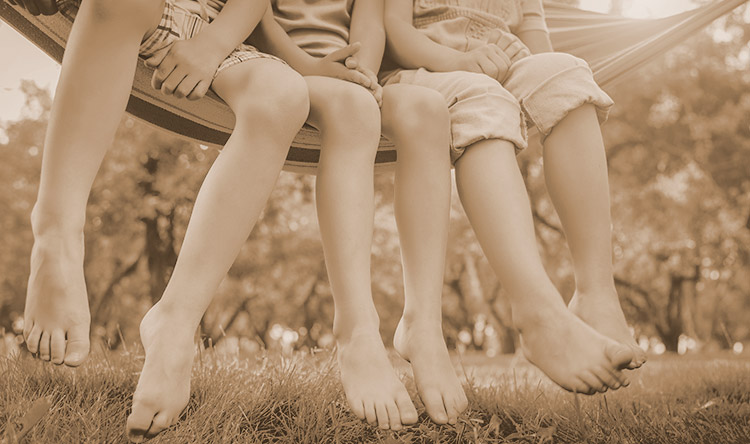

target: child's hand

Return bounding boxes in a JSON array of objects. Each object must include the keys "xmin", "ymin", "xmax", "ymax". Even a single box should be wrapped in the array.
[
  {"xmin": 486, "ymin": 30, "xmax": 531, "ymax": 63},
  {"xmin": 306, "ymin": 43, "xmax": 373, "ymax": 91},
  {"xmin": 343, "ymin": 56, "xmax": 383, "ymax": 107},
  {"xmin": 6, "ymin": 0, "xmax": 58, "ymax": 16},
  {"xmin": 453, "ymin": 45, "xmax": 512, "ymax": 82},
  {"xmin": 358, "ymin": 65, "xmax": 383, "ymax": 107},
  {"xmin": 145, "ymin": 36, "xmax": 226, "ymax": 100}
]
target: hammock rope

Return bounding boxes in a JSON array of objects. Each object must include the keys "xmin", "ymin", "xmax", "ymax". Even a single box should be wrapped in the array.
[{"xmin": 1, "ymin": 0, "xmax": 747, "ymax": 174}]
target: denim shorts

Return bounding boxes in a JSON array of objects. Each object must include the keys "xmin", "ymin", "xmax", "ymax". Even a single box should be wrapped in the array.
[{"xmin": 384, "ymin": 52, "xmax": 614, "ymax": 163}]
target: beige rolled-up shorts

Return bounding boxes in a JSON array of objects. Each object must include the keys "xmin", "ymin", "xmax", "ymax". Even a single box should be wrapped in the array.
[{"xmin": 384, "ymin": 52, "xmax": 614, "ymax": 163}]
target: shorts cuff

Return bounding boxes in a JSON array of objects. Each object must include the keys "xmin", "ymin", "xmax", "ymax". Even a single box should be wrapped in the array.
[
  {"xmin": 520, "ymin": 64, "xmax": 614, "ymax": 144},
  {"xmin": 449, "ymin": 94, "xmax": 527, "ymax": 163}
]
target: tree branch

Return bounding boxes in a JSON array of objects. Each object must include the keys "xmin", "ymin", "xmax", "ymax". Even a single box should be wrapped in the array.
[{"xmin": 91, "ymin": 250, "xmax": 144, "ymax": 325}]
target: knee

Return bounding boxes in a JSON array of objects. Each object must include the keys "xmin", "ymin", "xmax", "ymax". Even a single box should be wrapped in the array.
[
  {"xmin": 233, "ymin": 65, "xmax": 310, "ymax": 132},
  {"xmin": 382, "ymin": 87, "xmax": 448, "ymax": 142},
  {"xmin": 318, "ymin": 83, "xmax": 381, "ymax": 137}
]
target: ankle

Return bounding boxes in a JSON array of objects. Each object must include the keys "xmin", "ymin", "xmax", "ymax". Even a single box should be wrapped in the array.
[
  {"xmin": 398, "ymin": 310, "xmax": 442, "ymax": 330},
  {"xmin": 147, "ymin": 301, "xmax": 202, "ymax": 332},
  {"xmin": 31, "ymin": 205, "xmax": 85, "ymax": 239},
  {"xmin": 511, "ymin": 294, "xmax": 567, "ymax": 333},
  {"xmin": 574, "ymin": 282, "xmax": 618, "ymax": 299},
  {"xmin": 333, "ymin": 310, "xmax": 380, "ymax": 343}
]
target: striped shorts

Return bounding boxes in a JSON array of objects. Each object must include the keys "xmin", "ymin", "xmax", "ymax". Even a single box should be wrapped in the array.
[{"xmin": 57, "ymin": 0, "xmax": 281, "ymax": 77}]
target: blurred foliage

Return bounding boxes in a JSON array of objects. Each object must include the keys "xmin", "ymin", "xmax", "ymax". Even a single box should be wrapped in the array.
[{"xmin": 1, "ymin": 3, "xmax": 749, "ymax": 355}]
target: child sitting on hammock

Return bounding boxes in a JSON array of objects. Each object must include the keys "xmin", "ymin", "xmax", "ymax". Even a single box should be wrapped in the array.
[
  {"xmin": 381, "ymin": 0, "xmax": 646, "ymax": 395},
  {"xmin": 251, "ymin": 0, "xmax": 468, "ymax": 429},
  {"xmin": 10, "ymin": 0, "xmax": 313, "ymax": 440}
]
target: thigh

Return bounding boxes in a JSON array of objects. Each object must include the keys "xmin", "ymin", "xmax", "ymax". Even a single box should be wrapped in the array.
[{"xmin": 211, "ymin": 57, "xmax": 303, "ymax": 112}]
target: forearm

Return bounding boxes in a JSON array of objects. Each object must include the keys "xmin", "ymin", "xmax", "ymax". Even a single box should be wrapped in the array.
[
  {"xmin": 383, "ymin": 0, "xmax": 463, "ymax": 72},
  {"xmin": 518, "ymin": 29, "xmax": 553, "ymax": 54},
  {"xmin": 197, "ymin": 0, "xmax": 268, "ymax": 56},
  {"xmin": 349, "ymin": 0, "xmax": 385, "ymax": 73}
]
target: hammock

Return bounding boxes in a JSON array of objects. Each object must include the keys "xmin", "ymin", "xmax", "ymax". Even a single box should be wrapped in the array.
[{"xmin": 1, "ymin": 0, "xmax": 747, "ymax": 174}]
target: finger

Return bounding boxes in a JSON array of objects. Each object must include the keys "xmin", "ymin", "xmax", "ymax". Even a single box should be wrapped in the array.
[
  {"xmin": 488, "ymin": 51, "xmax": 510, "ymax": 78},
  {"xmin": 187, "ymin": 80, "xmax": 211, "ymax": 101},
  {"xmin": 490, "ymin": 46, "xmax": 512, "ymax": 80},
  {"xmin": 174, "ymin": 75, "xmax": 200, "ymax": 99},
  {"xmin": 339, "ymin": 67, "xmax": 372, "ymax": 89},
  {"xmin": 152, "ymin": 57, "xmax": 177, "ymax": 90},
  {"xmin": 38, "ymin": 0, "xmax": 58, "ymax": 15},
  {"xmin": 354, "ymin": 65, "xmax": 378, "ymax": 89},
  {"xmin": 161, "ymin": 70, "xmax": 188, "ymax": 96},
  {"xmin": 344, "ymin": 56, "xmax": 359, "ymax": 69},
  {"xmin": 477, "ymin": 56, "xmax": 499, "ymax": 80},
  {"xmin": 325, "ymin": 42, "xmax": 361, "ymax": 63},
  {"xmin": 486, "ymin": 28, "xmax": 503, "ymax": 44},
  {"xmin": 145, "ymin": 48, "xmax": 171, "ymax": 69},
  {"xmin": 373, "ymin": 84, "xmax": 383, "ymax": 108},
  {"xmin": 504, "ymin": 42, "xmax": 525, "ymax": 62},
  {"xmin": 366, "ymin": 70, "xmax": 379, "ymax": 90},
  {"xmin": 495, "ymin": 33, "xmax": 516, "ymax": 51}
]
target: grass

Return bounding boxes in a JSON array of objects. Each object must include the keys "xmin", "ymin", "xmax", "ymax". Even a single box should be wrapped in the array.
[{"xmin": 1, "ymin": 347, "xmax": 749, "ymax": 443}]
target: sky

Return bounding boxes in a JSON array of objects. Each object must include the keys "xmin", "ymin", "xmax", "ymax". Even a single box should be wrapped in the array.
[{"xmin": 0, "ymin": 0, "xmax": 701, "ymax": 123}]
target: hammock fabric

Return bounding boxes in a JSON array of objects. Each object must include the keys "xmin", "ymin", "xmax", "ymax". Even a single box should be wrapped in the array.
[{"xmin": 1, "ymin": 0, "xmax": 747, "ymax": 174}]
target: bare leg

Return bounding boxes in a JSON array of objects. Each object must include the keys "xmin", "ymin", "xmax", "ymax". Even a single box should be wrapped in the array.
[
  {"xmin": 380, "ymin": 84, "xmax": 467, "ymax": 424},
  {"xmin": 125, "ymin": 60, "xmax": 309, "ymax": 442},
  {"xmin": 542, "ymin": 104, "xmax": 645, "ymax": 367},
  {"xmin": 23, "ymin": 0, "xmax": 164, "ymax": 366},
  {"xmin": 306, "ymin": 76, "xmax": 417, "ymax": 431},
  {"xmin": 455, "ymin": 139, "xmax": 633, "ymax": 394}
]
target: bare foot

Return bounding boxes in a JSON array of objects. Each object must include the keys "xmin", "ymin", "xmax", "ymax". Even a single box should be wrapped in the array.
[
  {"xmin": 126, "ymin": 305, "xmax": 195, "ymax": 442},
  {"xmin": 23, "ymin": 234, "xmax": 90, "ymax": 366},
  {"xmin": 569, "ymin": 288, "xmax": 646, "ymax": 369},
  {"xmin": 518, "ymin": 304, "xmax": 634, "ymax": 395},
  {"xmin": 337, "ymin": 329, "xmax": 418, "ymax": 430},
  {"xmin": 393, "ymin": 319, "xmax": 468, "ymax": 424}
]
